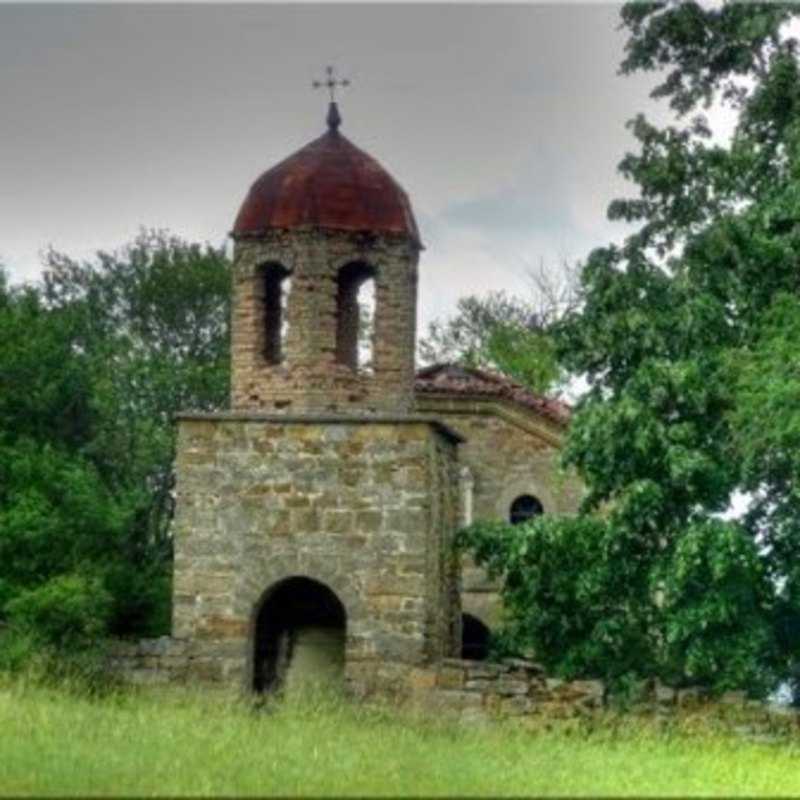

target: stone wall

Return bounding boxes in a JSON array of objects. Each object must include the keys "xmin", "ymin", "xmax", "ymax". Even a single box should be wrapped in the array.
[
  {"xmin": 409, "ymin": 658, "xmax": 604, "ymax": 720},
  {"xmin": 231, "ymin": 230, "xmax": 419, "ymax": 414},
  {"xmin": 414, "ymin": 395, "xmax": 583, "ymax": 629},
  {"xmin": 426, "ymin": 430, "xmax": 462, "ymax": 659},
  {"xmin": 170, "ymin": 412, "xmax": 461, "ymax": 693},
  {"xmin": 108, "ymin": 637, "xmax": 188, "ymax": 685},
  {"xmin": 110, "ymin": 644, "xmax": 796, "ymax": 738},
  {"xmin": 341, "ymin": 656, "xmax": 605, "ymax": 720},
  {"xmin": 107, "ymin": 643, "xmax": 605, "ymax": 719}
]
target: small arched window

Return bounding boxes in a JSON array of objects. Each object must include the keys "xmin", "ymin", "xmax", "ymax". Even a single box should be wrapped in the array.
[
  {"xmin": 258, "ymin": 263, "xmax": 291, "ymax": 365},
  {"xmin": 509, "ymin": 494, "xmax": 544, "ymax": 525},
  {"xmin": 335, "ymin": 261, "xmax": 376, "ymax": 371}
]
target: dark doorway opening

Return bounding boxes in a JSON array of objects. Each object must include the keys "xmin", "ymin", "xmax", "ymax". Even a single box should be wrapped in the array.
[
  {"xmin": 461, "ymin": 613, "xmax": 491, "ymax": 661},
  {"xmin": 253, "ymin": 576, "xmax": 346, "ymax": 693},
  {"xmin": 509, "ymin": 494, "xmax": 544, "ymax": 525}
]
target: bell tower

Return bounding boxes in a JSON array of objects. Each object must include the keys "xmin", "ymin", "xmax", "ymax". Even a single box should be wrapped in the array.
[
  {"xmin": 229, "ymin": 96, "xmax": 421, "ymax": 414},
  {"xmin": 170, "ymin": 85, "xmax": 462, "ymax": 696}
]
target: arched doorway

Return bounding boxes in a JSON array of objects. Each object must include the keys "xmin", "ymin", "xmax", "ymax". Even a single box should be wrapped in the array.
[
  {"xmin": 253, "ymin": 576, "xmax": 346, "ymax": 693},
  {"xmin": 461, "ymin": 613, "xmax": 491, "ymax": 661},
  {"xmin": 509, "ymin": 494, "xmax": 544, "ymax": 525}
]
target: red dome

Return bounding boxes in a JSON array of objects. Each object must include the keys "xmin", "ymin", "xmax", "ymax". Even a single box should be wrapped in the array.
[{"xmin": 232, "ymin": 127, "xmax": 421, "ymax": 246}]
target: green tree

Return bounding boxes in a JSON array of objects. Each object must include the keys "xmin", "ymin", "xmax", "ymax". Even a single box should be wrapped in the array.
[
  {"xmin": 420, "ymin": 291, "xmax": 538, "ymax": 367},
  {"xmin": 42, "ymin": 230, "xmax": 231, "ymax": 565},
  {"xmin": 0, "ymin": 231, "xmax": 231, "ymax": 651},
  {"xmin": 0, "ymin": 274, "xmax": 135, "ymax": 650},
  {"xmin": 419, "ymin": 262, "xmax": 578, "ymax": 393},
  {"xmin": 484, "ymin": 323, "xmax": 559, "ymax": 397},
  {"xmin": 0, "ymin": 277, "xmax": 94, "ymax": 451},
  {"xmin": 462, "ymin": 1, "xmax": 800, "ymax": 696},
  {"xmin": 731, "ymin": 293, "xmax": 800, "ymax": 695}
]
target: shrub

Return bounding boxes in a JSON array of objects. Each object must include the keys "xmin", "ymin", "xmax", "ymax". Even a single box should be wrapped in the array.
[{"xmin": 5, "ymin": 573, "xmax": 112, "ymax": 652}]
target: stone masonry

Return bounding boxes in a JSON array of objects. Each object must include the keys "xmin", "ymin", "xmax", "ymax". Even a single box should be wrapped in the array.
[
  {"xmin": 118, "ymin": 106, "xmax": 594, "ymax": 711},
  {"xmin": 112, "ymin": 640, "xmax": 800, "ymax": 740},
  {"xmin": 231, "ymin": 230, "xmax": 419, "ymax": 414},
  {"xmin": 170, "ymin": 413, "xmax": 461, "ymax": 693},
  {"xmin": 108, "ymin": 640, "xmax": 606, "ymax": 719},
  {"xmin": 415, "ymin": 393, "xmax": 583, "ymax": 629}
]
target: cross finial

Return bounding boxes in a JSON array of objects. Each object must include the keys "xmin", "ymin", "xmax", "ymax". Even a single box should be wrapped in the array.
[
  {"xmin": 313, "ymin": 66, "xmax": 350, "ymax": 131},
  {"xmin": 313, "ymin": 65, "xmax": 350, "ymax": 103}
]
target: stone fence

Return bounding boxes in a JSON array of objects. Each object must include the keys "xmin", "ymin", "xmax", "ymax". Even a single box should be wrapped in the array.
[
  {"xmin": 404, "ymin": 657, "xmax": 604, "ymax": 720},
  {"xmin": 108, "ymin": 637, "xmax": 191, "ymax": 685},
  {"xmin": 108, "ymin": 638, "xmax": 603, "ymax": 718},
  {"xmin": 107, "ymin": 638, "xmax": 797, "ymax": 730}
]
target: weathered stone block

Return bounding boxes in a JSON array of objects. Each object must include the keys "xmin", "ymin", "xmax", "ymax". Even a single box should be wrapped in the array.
[
  {"xmin": 186, "ymin": 658, "xmax": 225, "ymax": 682},
  {"xmin": 503, "ymin": 658, "xmax": 546, "ymax": 676},
  {"xmin": 465, "ymin": 662, "xmax": 505, "ymax": 680},
  {"xmin": 196, "ymin": 616, "xmax": 248, "ymax": 640},
  {"xmin": 498, "ymin": 695, "xmax": 533, "ymax": 716},
  {"xmin": 322, "ymin": 510, "xmax": 355, "ymax": 534},
  {"xmin": 495, "ymin": 678, "xmax": 529, "ymax": 696},
  {"xmin": 437, "ymin": 665, "xmax": 465, "ymax": 690},
  {"xmin": 408, "ymin": 667, "xmax": 438, "ymax": 692},
  {"xmin": 366, "ymin": 574, "xmax": 424, "ymax": 596},
  {"xmin": 434, "ymin": 689, "xmax": 484, "ymax": 710},
  {"xmin": 568, "ymin": 680, "xmax": 605, "ymax": 700},
  {"xmin": 465, "ymin": 678, "xmax": 494, "ymax": 691},
  {"xmin": 356, "ymin": 511, "xmax": 382, "ymax": 533},
  {"xmin": 291, "ymin": 508, "xmax": 321, "ymax": 533}
]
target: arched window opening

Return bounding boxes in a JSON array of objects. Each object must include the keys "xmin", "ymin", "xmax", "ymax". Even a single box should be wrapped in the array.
[
  {"xmin": 510, "ymin": 494, "xmax": 544, "ymax": 525},
  {"xmin": 335, "ymin": 262, "xmax": 376, "ymax": 371},
  {"xmin": 357, "ymin": 278, "xmax": 375, "ymax": 373},
  {"xmin": 461, "ymin": 613, "xmax": 490, "ymax": 661},
  {"xmin": 258, "ymin": 263, "xmax": 291, "ymax": 365},
  {"xmin": 253, "ymin": 576, "xmax": 346, "ymax": 694}
]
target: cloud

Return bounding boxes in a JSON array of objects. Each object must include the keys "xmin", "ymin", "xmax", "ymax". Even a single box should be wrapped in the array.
[{"xmin": 0, "ymin": 2, "xmax": 660, "ymax": 327}]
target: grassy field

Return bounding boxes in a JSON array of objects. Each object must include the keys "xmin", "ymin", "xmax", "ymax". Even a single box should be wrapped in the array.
[{"xmin": 2, "ymin": 680, "xmax": 800, "ymax": 797}]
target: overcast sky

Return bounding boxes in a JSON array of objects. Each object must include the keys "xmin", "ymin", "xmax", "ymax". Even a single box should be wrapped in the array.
[{"xmin": 1, "ymin": 2, "xmax": 676, "ymax": 328}]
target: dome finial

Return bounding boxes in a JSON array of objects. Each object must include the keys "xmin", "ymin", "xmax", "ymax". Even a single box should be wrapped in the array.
[
  {"xmin": 326, "ymin": 102, "xmax": 341, "ymax": 132},
  {"xmin": 312, "ymin": 66, "xmax": 350, "ymax": 131}
]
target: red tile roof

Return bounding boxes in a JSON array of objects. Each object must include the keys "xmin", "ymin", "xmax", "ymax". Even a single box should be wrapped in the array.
[
  {"xmin": 414, "ymin": 363, "xmax": 570, "ymax": 426},
  {"xmin": 233, "ymin": 128, "xmax": 421, "ymax": 246}
]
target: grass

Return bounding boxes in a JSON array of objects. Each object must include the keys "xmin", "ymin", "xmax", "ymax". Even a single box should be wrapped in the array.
[{"xmin": 2, "ymin": 678, "xmax": 800, "ymax": 797}]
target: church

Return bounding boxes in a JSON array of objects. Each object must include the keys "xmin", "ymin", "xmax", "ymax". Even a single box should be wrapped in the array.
[{"xmin": 167, "ymin": 93, "xmax": 582, "ymax": 697}]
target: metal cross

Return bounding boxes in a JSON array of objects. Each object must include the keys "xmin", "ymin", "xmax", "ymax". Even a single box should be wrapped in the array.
[{"xmin": 312, "ymin": 66, "xmax": 350, "ymax": 103}]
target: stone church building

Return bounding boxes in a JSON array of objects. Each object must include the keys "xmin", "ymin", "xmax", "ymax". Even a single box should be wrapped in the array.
[{"xmin": 167, "ymin": 100, "xmax": 581, "ymax": 697}]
